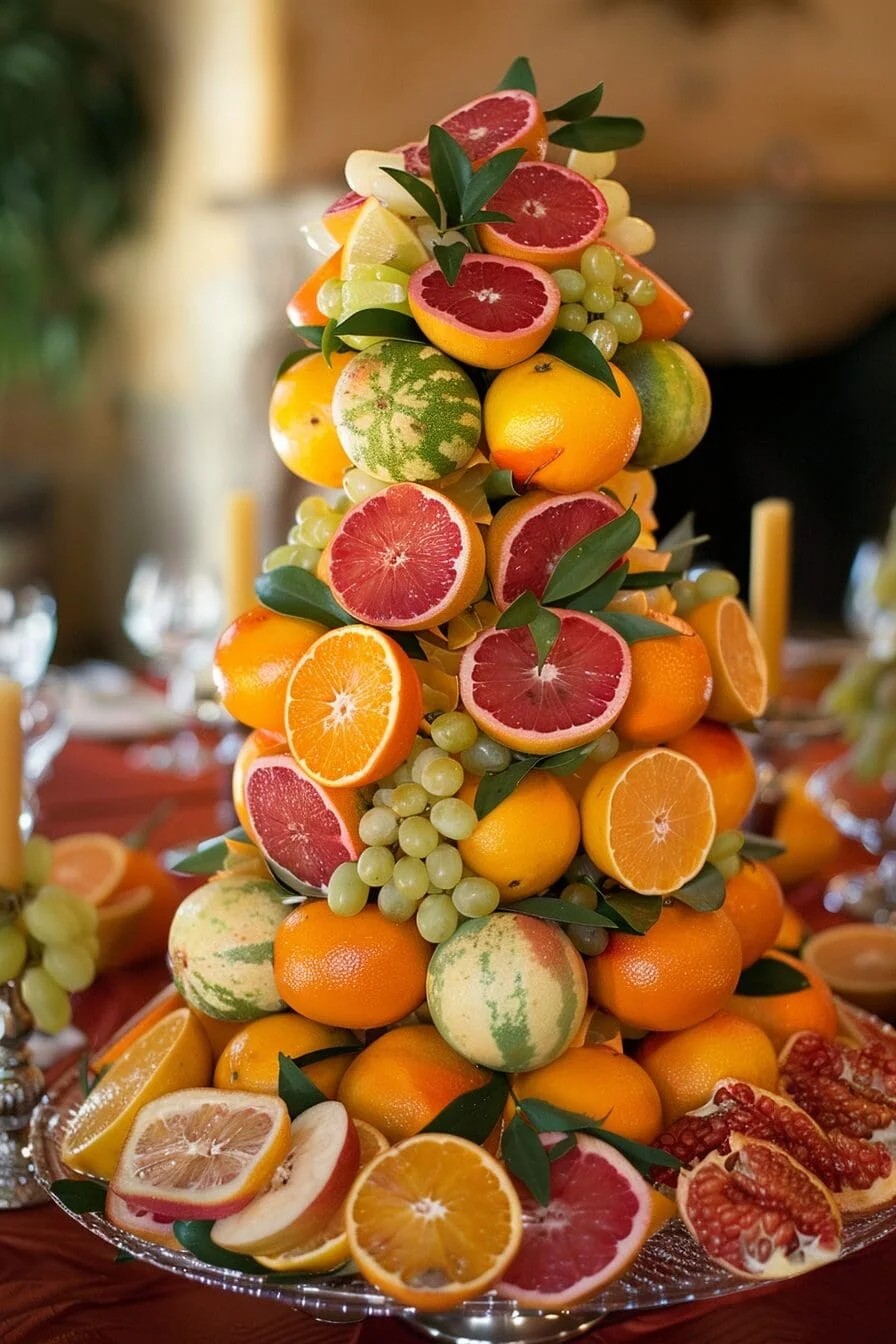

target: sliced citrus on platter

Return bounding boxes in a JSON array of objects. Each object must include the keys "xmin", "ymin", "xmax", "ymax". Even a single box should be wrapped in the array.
[
  {"xmin": 105, "ymin": 1187, "xmax": 179, "ymax": 1250},
  {"xmin": 50, "ymin": 832, "xmax": 130, "ymax": 905},
  {"xmin": 244, "ymin": 754, "xmax": 364, "ymax": 891},
  {"xmin": 686, "ymin": 596, "xmax": 768, "ymax": 723},
  {"xmin": 478, "ymin": 161, "xmax": 608, "ymax": 270}
]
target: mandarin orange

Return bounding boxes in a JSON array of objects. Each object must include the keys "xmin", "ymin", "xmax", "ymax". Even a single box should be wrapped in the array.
[
  {"xmin": 635, "ymin": 1010, "xmax": 778, "ymax": 1126},
  {"xmin": 726, "ymin": 949, "xmax": 839, "ymax": 1051},
  {"xmin": 511, "ymin": 1043, "xmax": 663, "ymax": 1144},
  {"xmin": 722, "ymin": 859, "xmax": 785, "ymax": 968},
  {"xmin": 212, "ymin": 606, "xmax": 326, "ymax": 734},
  {"xmin": 613, "ymin": 613, "xmax": 712, "ymax": 746},
  {"xmin": 665, "ymin": 720, "xmax": 757, "ymax": 831}
]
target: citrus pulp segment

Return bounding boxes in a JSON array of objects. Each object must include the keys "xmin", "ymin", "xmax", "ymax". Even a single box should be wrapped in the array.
[
  {"xmin": 686, "ymin": 595, "xmax": 769, "ymax": 723},
  {"xmin": 665, "ymin": 720, "xmax": 757, "ymax": 831},
  {"xmin": 406, "ymin": 89, "xmax": 548, "ymax": 171},
  {"xmin": 478, "ymin": 162, "xmax": 608, "ymax": 270},
  {"xmin": 407, "ymin": 255, "xmax": 560, "ymax": 370},
  {"xmin": 326, "ymin": 483, "xmax": 486, "ymax": 630},
  {"xmin": 49, "ymin": 832, "xmax": 129, "ymax": 905},
  {"xmin": 344, "ymin": 1133, "xmax": 523, "ymax": 1310},
  {"xmin": 105, "ymin": 1189, "xmax": 179, "ymax": 1250},
  {"xmin": 244, "ymin": 754, "xmax": 363, "ymax": 891},
  {"xmin": 341, "ymin": 198, "xmax": 429, "ymax": 274},
  {"xmin": 284, "ymin": 624, "xmax": 423, "ymax": 789},
  {"xmin": 495, "ymin": 1131, "xmax": 652, "ymax": 1308},
  {"xmin": 458, "ymin": 610, "xmax": 631, "ymax": 755}
]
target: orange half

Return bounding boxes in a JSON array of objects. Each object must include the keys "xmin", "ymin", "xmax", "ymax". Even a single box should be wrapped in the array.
[
  {"xmin": 687, "ymin": 596, "xmax": 769, "ymax": 723},
  {"xmin": 50, "ymin": 833, "xmax": 130, "ymax": 905}
]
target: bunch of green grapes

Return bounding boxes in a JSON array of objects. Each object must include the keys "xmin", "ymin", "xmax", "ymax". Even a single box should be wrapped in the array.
[
  {"xmin": 671, "ymin": 567, "xmax": 740, "ymax": 617},
  {"xmin": 822, "ymin": 657, "xmax": 896, "ymax": 780},
  {"xmin": 262, "ymin": 494, "xmax": 349, "ymax": 575},
  {"xmin": 317, "ymin": 263, "xmax": 411, "ymax": 351},
  {"xmin": 552, "ymin": 245, "xmax": 659, "ymax": 359},
  {"xmin": 0, "ymin": 836, "xmax": 99, "ymax": 1034}
]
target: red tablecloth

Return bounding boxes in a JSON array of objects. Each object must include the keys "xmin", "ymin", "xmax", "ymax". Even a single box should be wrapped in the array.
[{"xmin": 1, "ymin": 737, "xmax": 891, "ymax": 1343}]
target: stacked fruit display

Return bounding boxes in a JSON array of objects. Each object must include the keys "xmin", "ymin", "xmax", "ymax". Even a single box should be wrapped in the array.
[{"xmin": 54, "ymin": 61, "xmax": 896, "ymax": 1316}]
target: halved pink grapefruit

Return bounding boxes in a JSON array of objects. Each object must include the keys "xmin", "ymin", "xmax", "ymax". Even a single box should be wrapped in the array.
[
  {"xmin": 496, "ymin": 1131, "xmax": 652, "ymax": 1308},
  {"xmin": 486, "ymin": 490, "xmax": 624, "ymax": 610},
  {"xmin": 327, "ymin": 483, "xmax": 485, "ymax": 631},
  {"xmin": 244, "ymin": 755, "xmax": 364, "ymax": 892},
  {"xmin": 458, "ymin": 609, "xmax": 632, "ymax": 755},
  {"xmin": 478, "ymin": 162, "xmax": 608, "ymax": 271},
  {"xmin": 408, "ymin": 255, "xmax": 560, "ymax": 370},
  {"xmin": 406, "ymin": 91, "xmax": 548, "ymax": 173}
]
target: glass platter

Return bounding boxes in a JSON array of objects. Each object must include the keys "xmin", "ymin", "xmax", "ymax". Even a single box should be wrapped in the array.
[{"xmin": 30, "ymin": 1015, "xmax": 896, "ymax": 1344}]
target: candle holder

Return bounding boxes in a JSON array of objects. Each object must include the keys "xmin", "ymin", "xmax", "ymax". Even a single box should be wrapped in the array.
[{"xmin": 0, "ymin": 975, "xmax": 47, "ymax": 1208}]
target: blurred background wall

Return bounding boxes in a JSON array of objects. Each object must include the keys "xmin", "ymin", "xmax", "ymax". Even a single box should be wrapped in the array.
[{"xmin": 1, "ymin": 0, "xmax": 894, "ymax": 661}]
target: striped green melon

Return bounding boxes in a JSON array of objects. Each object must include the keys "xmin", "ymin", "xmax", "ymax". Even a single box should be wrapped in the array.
[
  {"xmin": 332, "ymin": 340, "xmax": 482, "ymax": 483},
  {"xmin": 426, "ymin": 912, "xmax": 588, "ymax": 1072},
  {"xmin": 168, "ymin": 875, "xmax": 286, "ymax": 1021}
]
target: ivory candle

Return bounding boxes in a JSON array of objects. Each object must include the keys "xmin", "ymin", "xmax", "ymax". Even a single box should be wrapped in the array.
[
  {"xmin": 225, "ymin": 490, "xmax": 260, "ymax": 623},
  {"xmin": 0, "ymin": 678, "xmax": 23, "ymax": 892},
  {"xmin": 749, "ymin": 497, "xmax": 793, "ymax": 700}
]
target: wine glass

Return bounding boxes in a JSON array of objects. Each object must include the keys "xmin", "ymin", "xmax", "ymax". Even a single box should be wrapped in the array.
[{"xmin": 807, "ymin": 756, "xmax": 896, "ymax": 923}]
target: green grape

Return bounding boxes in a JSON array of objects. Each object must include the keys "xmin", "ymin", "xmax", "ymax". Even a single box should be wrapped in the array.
[
  {"xmin": 429, "ymin": 798, "xmax": 478, "ymax": 841},
  {"xmin": 553, "ymin": 269, "xmax": 587, "ymax": 303},
  {"xmin": 0, "ymin": 923, "xmax": 27, "ymax": 981},
  {"xmin": 671, "ymin": 579, "xmax": 700, "ymax": 615},
  {"xmin": 713, "ymin": 854, "xmax": 742, "ymax": 882},
  {"xmin": 596, "ymin": 179, "xmax": 630, "ymax": 225},
  {"xmin": 874, "ymin": 669, "xmax": 896, "ymax": 712},
  {"xmin": 23, "ymin": 835, "xmax": 53, "ymax": 889},
  {"xmin": 391, "ymin": 782, "xmax": 429, "ymax": 817},
  {"xmin": 398, "ymin": 817, "xmax": 439, "ymax": 859},
  {"xmin": 583, "ymin": 320, "xmax": 618, "ymax": 361},
  {"xmin": 626, "ymin": 276, "xmax": 657, "ymax": 308},
  {"xmin": 391, "ymin": 763, "xmax": 413, "ymax": 785},
  {"xmin": 326, "ymin": 862, "xmax": 369, "ymax": 916},
  {"xmin": 316, "ymin": 277, "xmax": 345, "ymax": 319},
  {"xmin": 263, "ymin": 544, "xmax": 299, "ymax": 573},
  {"xmin": 694, "ymin": 569, "xmax": 740, "ymax": 602},
  {"xmin": 606, "ymin": 216, "xmax": 656, "ymax": 257},
  {"xmin": 588, "ymin": 729, "xmax": 619, "ymax": 765},
  {"xmin": 372, "ymin": 788, "xmax": 394, "ymax": 809},
  {"xmin": 605, "ymin": 301, "xmax": 642, "ymax": 343},
  {"xmin": 425, "ymin": 844, "xmax": 463, "ymax": 890},
  {"xmin": 568, "ymin": 924, "xmax": 610, "ymax": 957},
  {"xmin": 420, "ymin": 756, "xmax": 464, "ymax": 798},
  {"xmin": 42, "ymin": 941, "xmax": 95, "ymax": 993},
  {"xmin": 297, "ymin": 496, "xmax": 332, "ymax": 523},
  {"xmin": 410, "ymin": 748, "xmax": 447, "ymax": 786},
  {"xmin": 459, "ymin": 734, "xmax": 511, "ymax": 776},
  {"xmin": 451, "ymin": 876, "xmax": 500, "ymax": 918},
  {"xmin": 430, "ymin": 711, "xmax": 478, "ymax": 753},
  {"xmin": 565, "ymin": 853, "xmax": 601, "ymax": 884},
  {"xmin": 343, "ymin": 468, "xmax": 387, "ymax": 504},
  {"xmin": 555, "ymin": 303, "xmax": 588, "ymax": 333},
  {"xmin": 560, "ymin": 882, "xmax": 598, "ymax": 911},
  {"xmin": 580, "ymin": 245, "xmax": 617, "ymax": 287},
  {"xmin": 583, "ymin": 284, "xmax": 615, "ymax": 315},
  {"xmin": 708, "ymin": 829, "xmax": 745, "ymax": 863},
  {"xmin": 392, "ymin": 856, "xmax": 430, "ymax": 901},
  {"xmin": 22, "ymin": 892, "xmax": 82, "ymax": 946},
  {"xmin": 53, "ymin": 890, "xmax": 98, "ymax": 936},
  {"xmin": 357, "ymin": 846, "xmax": 395, "ymax": 886},
  {"xmin": 359, "ymin": 806, "xmax": 399, "ymax": 847},
  {"xmin": 83, "ymin": 934, "xmax": 100, "ymax": 959},
  {"xmin": 301, "ymin": 514, "xmax": 340, "ymax": 550},
  {"xmin": 416, "ymin": 893, "xmax": 459, "ymax": 944},
  {"xmin": 377, "ymin": 882, "xmax": 417, "ymax": 922},
  {"xmin": 21, "ymin": 966, "xmax": 71, "ymax": 1035}
]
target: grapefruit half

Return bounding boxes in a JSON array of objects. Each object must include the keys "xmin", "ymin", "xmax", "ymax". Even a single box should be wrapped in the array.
[
  {"xmin": 406, "ymin": 91, "xmax": 547, "ymax": 173},
  {"xmin": 244, "ymin": 755, "xmax": 364, "ymax": 892},
  {"xmin": 479, "ymin": 162, "xmax": 608, "ymax": 271}
]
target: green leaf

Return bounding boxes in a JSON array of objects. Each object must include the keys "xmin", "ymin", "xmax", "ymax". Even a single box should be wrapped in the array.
[
  {"xmin": 114, "ymin": 1249, "xmax": 135, "ymax": 1262},
  {"xmin": 174, "ymin": 1220, "xmax": 265, "ymax": 1274},
  {"xmin": 539, "ymin": 741, "xmax": 602, "ymax": 775},
  {"xmin": 500, "ymin": 1113, "xmax": 551, "ymax": 1206},
  {"xmin": 274, "ymin": 348, "xmax": 317, "ymax": 381},
  {"xmin": 496, "ymin": 57, "xmax": 537, "ymax": 95},
  {"xmin": 543, "ymin": 510, "xmax": 640, "ymax": 604},
  {"xmin": 505, "ymin": 896, "xmax": 616, "ymax": 927},
  {"xmin": 495, "ymin": 592, "xmax": 561, "ymax": 672},
  {"xmin": 278, "ymin": 1052, "xmax": 327, "ymax": 1119},
  {"xmin": 600, "ymin": 890, "xmax": 662, "ymax": 934},
  {"xmin": 548, "ymin": 116, "xmax": 645, "ymax": 152},
  {"xmin": 422, "ymin": 1071, "xmax": 509, "ymax": 1144},
  {"xmin": 565, "ymin": 563, "xmax": 629, "ymax": 614},
  {"xmin": 588, "ymin": 1129, "xmax": 681, "ymax": 1177},
  {"xmin": 736, "ymin": 956, "xmax": 810, "ymax": 996},
  {"xmin": 380, "ymin": 168, "xmax": 442, "ymax": 227},
  {"xmin": 599, "ymin": 611, "xmax": 681, "ymax": 644},
  {"xmin": 461, "ymin": 210, "xmax": 514, "ymax": 226},
  {"xmin": 291, "ymin": 1043, "xmax": 363, "ymax": 1069},
  {"xmin": 51, "ymin": 1178, "xmax": 107, "ymax": 1214},
  {"xmin": 483, "ymin": 469, "xmax": 519, "ymax": 502},
  {"xmin": 547, "ymin": 1133, "xmax": 577, "ymax": 1162},
  {"xmin": 520, "ymin": 1097, "xmax": 606, "ymax": 1134},
  {"xmin": 540, "ymin": 329, "xmax": 619, "ymax": 394},
  {"xmin": 433, "ymin": 240, "xmax": 470, "ymax": 287},
  {"xmin": 334, "ymin": 309, "xmax": 422, "ymax": 342},
  {"xmin": 496, "ymin": 591, "xmax": 541, "ymax": 629},
  {"xmin": 475, "ymin": 757, "xmax": 539, "ymax": 818},
  {"xmin": 621, "ymin": 570, "xmax": 684, "ymax": 590},
  {"xmin": 739, "ymin": 833, "xmax": 787, "ymax": 861},
  {"xmin": 172, "ymin": 827, "xmax": 249, "ymax": 876},
  {"xmin": 428, "ymin": 125, "xmax": 473, "ymax": 224},
  {"xmin": 320, "ymin": 318, "xmax": 342, "ymax": 365},
  {"xmin": 255, "ymin": 566, "xmax": 353, "ymax": 628},
  {"xmin": 658, "ymin": 512, "xmax": 710, "ymax": 571},
  {"xmin": 545, "ymin": 82, "xmax": 604, "ymax": 122},
  {"xmin": 79, "ymin": 1054, "xmax": 110, "ymax": 1098},
  {"xmin": 289, "ymin": 324, "xmax": 325, "ymax": 348},
  {"xmin": 518, "ymin": 1099, "xmax": 680, "ymax": 1178},
  {"xmin": 461, "ymin": 148, "xmax": 525, "ymax": 220},
  {"xmin": 673, "ymin": 863, "xmax": 726, "ymax": 912}
]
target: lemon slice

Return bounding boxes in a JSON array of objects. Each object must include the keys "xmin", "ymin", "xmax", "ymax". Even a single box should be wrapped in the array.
[{"xmin": 342, "ymin": 198, "xmax": 428, "ymax": 275}]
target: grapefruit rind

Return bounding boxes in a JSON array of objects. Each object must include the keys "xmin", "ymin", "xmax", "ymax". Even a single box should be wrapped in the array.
[{"xmin": 244, "ymin": 755, "xmax": 363, "ymax": 892}]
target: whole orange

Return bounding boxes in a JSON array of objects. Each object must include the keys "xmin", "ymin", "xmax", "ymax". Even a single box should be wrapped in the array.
[
  {"xmin": 212, "ymin": 606, "xmax": 325, "ymax": 733},
  {"xmin": 774, "ymin": 900, "xmax": 811, "ymax": 954},
  {"xmin": 337, "ymin": 1024, "xmax": 491, "ymax": 1144},
  {"xmin": 635, "ymin": 1010, "xmax": 778, "ymax": 1126},
  {"xmin": 483, "ymin": 354, "xmax": 642, "ymax": 492},
  {"xmin": 613, "ymin": 613, "xmax": 712, "ymax": 746},
  {"xmin": 286, "ymin": 249, "xmax": 343, "ymax": 327},
  {"xmin": 722, "ymin": 860, "xmax": 785, "ymax": 968},
  {"xmin": 274, "ymin": 900, "xmax": 431, "ymax": 1030},
  {"xmin": 726, "ymin": 948, "xmax": 839, "ymax": 1051},
  {"xmin": 269, "ymin": 350, "xmax": 354, "ymax": 488},
  {"xmin": 231, "ymin": 727, "xmax": 287, "ymax": 831},
  {"xmin": 457, "ymin": 771, "xmax": 580, "ymax": 901},
  {"xmin": 588, "ymin": 900, "xmax": 742, "ymax": 1032},
  {"xmin": 511, "ymin": 1044, "xmax": 662, "ymax": 1144},
  {"xmin": 213, "ymin": 1011, "xmax": 357, "ymax": 1097},
  {"xmin": 665, "ymin": 721, "xmax": 757, "ymax": 831},
  {"xmin": 764, "ymin": 770, "xmax": 841, "ymax": 889}
]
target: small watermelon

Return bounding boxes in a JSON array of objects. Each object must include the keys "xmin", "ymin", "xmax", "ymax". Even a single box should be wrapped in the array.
[
  {"xmin": 332, "ymin": 341, "xmax": 482, "ymax": 483},
  {"xmin": 168, "ymin": 875, "xmax": 286, "ymax": 1021}
]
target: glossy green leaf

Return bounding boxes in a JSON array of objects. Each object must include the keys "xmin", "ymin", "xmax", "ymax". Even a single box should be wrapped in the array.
[
  {"xmin": 496, "ymin": 57, "xmax": 537, "ymax": 95},
  {"xmin": 274, "ymin": 348, "xmax": 317, "ymax": 381},
  {"xmin": 483, "ymin": 469, "xmax": 519, "ymax": 502},
  {"xmin": 501, "ymin": 1113, "xmax": 551, "ymax": 1206},
  {"xmin": 739, "ymin": 833, "xmax": 787, "ymax": 861},
  {"xmin": 565, "ymin": 562, "xmax": 629, "ymax": 613},
  {"xmin": 474, "ymin": 757, "xmax": 539, "ymax": 818},
  {"xmin": 289, "ymin": 324, "xmax": 325, "ymax": 347},
  {"xmin": 673, "ymin": 863, "xmax": 726, "ymax": 912},
  {"xmin": 291, "ymin": 1043, "xmax": 363, "ymax": 1069},
  {"xmin": 380, "ymin": 168, "xmax": 442, "ymax": 227},
  {"xmin": 461, "ymin": 148, "xmax": 525, "ymax": 219},
  {"xmin": 320, "ymin": 318, "xmax": 341, "ymax": 365},
  {"xmin": 545, "ymin": 82, "xmax": 604, "ymax": 121},
  {"xmin": 255, "ymin": 566, "xmax": 352, "ymax": 628},
  {"xmin": 599, "ymin": 611, "xmax": 681, "ymax": 644},
  {"xmin": 461, "ymin": 210, "xmax": 514, "ymax": 225},
  {"xmin": 334, "ymin": 309, "xmax": 422, "ymax": 342},
  {"xmin": 546, "ymin": 1133, "xmax": 577, "ymax": 1163},
  {"xmin": 278, "ymin": 1052, "xmax": 327, "ymax": 1119},
  {"xmin": 51, "ymin": 1178, "xmax": 107, "ymax": 1214},
  {"xmin": 433, "ymin": 240, "xmax": 469, "ymax": 286},
  {"xmin": 518, "ymin": 1098, "xmax": 679, "ymax": 1177},
  {"xmin": 495, "ymin": 592, "xmax": 561, "ymax": 672},
  {"xmin": 621, "ymin": 570, "xmax": 684, "ymax": 590},
  {"xmin": 599, "ymin": 890, "xmax": 662, "ymax": 934},
  {"xmin": 505, "ymin": 896, "xmax": 616, "ymax": 927},
  {"xmin": 548, "ymin": 116, "xmax": 645, "ymax": 152},
  {"xmin": 540, "ymin": 329, "xmax": 619, "ymax": 394},
  {"xmin": 735, "ymin": 956, "xmax": 810, "ymax": 997},
  {"xmin": 538, "ymin": 741, "xmax": 601, "ymax": 775},
  {"xmin": 422, "ymin": 1071, "xmax": 509, "ymax": 1144},
  {"xmin": 428, "ymin": 125, "xmax": 472, "ymax": 224},
  {"xmin": 542, "ymin": 509, "xmax": 640, "ymax": 603},
  {"xmin": 174, "ymin": 1220, "xmax": 265, "ymax": 1274},
  {"xmin": 172, "ymin": 827, "xmax": 249, "ymax": 876}
]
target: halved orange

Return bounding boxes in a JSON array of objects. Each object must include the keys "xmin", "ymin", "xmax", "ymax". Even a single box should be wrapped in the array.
[
  {"xmin": 94, "ymin": 885, "xmax": 153, "ymax": 971},
  {"xmin": 686, "ymin": 596, "xmax": 769, "ymax": 723},
  {"xmin": 345, "ymin": 1133, "xmax": 522, "ymax": 1310},
  {"xmin": 50, "ymin": 833, "xmax": 130, "ymax": 905},
  {"xmin": 284, "ymin": 624, "xmax": 423, "ymax": 788},
  {"xmin": 91, "ymin": 984, "xmax": 183, "ymax": 1072},
  {"xmin": 580, "ymin": 747, "xmax": 716, "ymax": 895}
]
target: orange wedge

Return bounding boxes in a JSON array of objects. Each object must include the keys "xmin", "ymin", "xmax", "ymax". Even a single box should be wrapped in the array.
[
  {"xmin": 94, "ymin": 885, "xmax": 153, "ymax": 972},
  {"xmin": 345, "ymin": 1133, "xmax": 522, "ymax": 1310},
  {"xmin": 61, "ymin": 1007, "xmax": 213, "ymax": 1181},
  {"xmin": 50, "ymin": 833, "xmax": 131, "ymax": 905},
  {"xmin": 580, "ymin": 747, "xmax": 716, "ymax": 895},
  {"xmin": 91, "ymin": 984, "xmax": 184, "ymax": 1072},
  {"xmin": 284, "ymin": 624, "xmax": 423, "ymax": 788},
  {"xmin": 686, "ymin": 596, "xmax": 769, "ymax": 723},
  {"xmin": 105, "ymin": 1188, "xmax": 179, "ymax": 1250}
]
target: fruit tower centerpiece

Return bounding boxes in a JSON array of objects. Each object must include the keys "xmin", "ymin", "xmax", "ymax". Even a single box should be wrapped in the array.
[{"xmin": 53, "ymin": 59, "xmax": 896, "ymax": 1324}]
